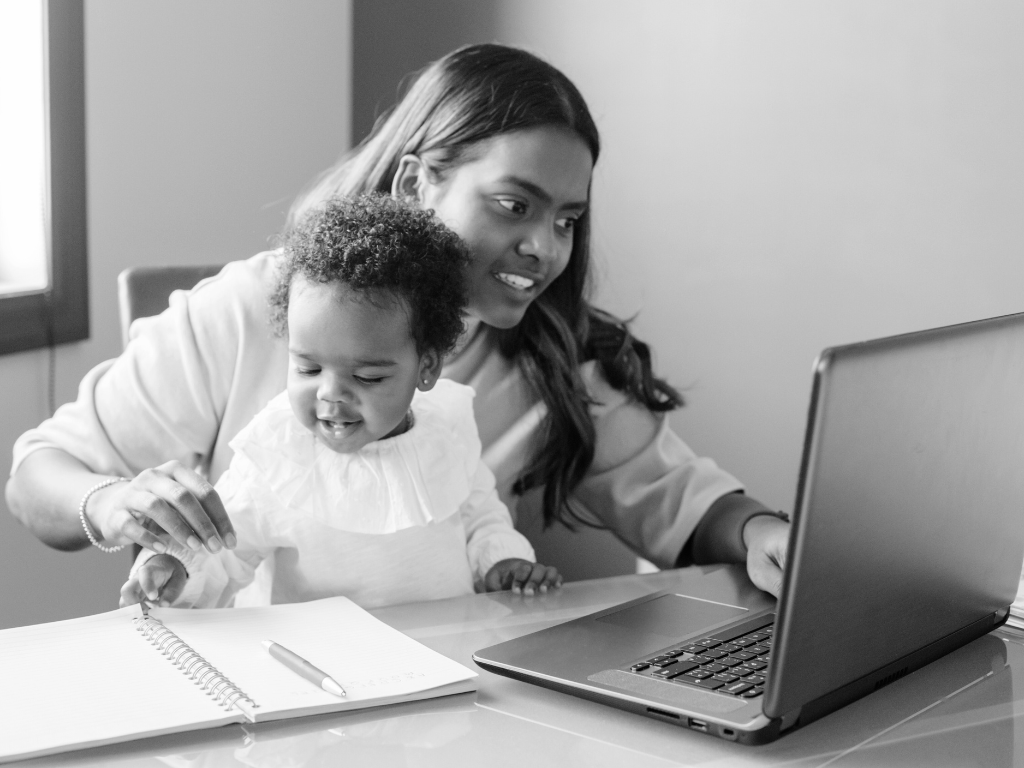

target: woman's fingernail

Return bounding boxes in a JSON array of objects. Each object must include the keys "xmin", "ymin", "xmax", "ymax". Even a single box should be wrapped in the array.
[
  {"xmin": 540, "ymin": 585, "xmax": 548, "ymax": 593},
  {"xmin": 151, "ymin": 541, "xmax": 166, "ymax": 554},
  {"xmin": 224, "ymin": 533, "xmax": 237, "ymax": 549},
  {"xmin": 512, "ymin": 585, "xmax": 521, "ymax": 595},
  {"xmin": 207, "ymin": 537, "xmax": 222, "ymax": 553},
  {"xmin": 524, "ymin": 587, "xmax": 535, "ymax": 596},
  {"xmin": 186, "ymin": 536, "xmax": 202, "ymax": 551}
]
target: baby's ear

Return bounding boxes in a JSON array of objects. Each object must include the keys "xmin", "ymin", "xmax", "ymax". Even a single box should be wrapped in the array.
[{"xmin": 417, "ymin": 350, "xmax": 443, "ymax": 391}]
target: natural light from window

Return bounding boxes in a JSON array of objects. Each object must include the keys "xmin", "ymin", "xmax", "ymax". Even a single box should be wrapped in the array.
[{"xmin": 0, "ymin": 0, "xmax": 48, "ymax": 297}]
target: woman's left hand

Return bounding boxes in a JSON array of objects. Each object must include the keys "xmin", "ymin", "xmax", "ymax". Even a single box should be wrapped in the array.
[{"xmin": 742, "ymin": 515, "xmax": 790, "ymax": 597}]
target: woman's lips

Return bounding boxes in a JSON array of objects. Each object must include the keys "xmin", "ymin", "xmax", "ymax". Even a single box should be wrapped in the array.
[{"xmin": 494, "ymin": 272, "xmax": 541, "ymax": 291}]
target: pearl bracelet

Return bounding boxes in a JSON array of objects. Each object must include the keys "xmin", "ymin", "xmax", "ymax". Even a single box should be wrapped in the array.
[{"xmin": 79, "ymin": 477, "xmax": 130, "ymax": 553}]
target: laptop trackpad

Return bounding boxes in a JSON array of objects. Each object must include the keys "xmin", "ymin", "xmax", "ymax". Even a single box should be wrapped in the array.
[{"xmin": 596, "ymin": 594, "xmax": 748, "ymax": 639}]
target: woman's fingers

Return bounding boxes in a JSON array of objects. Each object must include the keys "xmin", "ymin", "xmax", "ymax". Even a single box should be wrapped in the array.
[
  {"xmin": 93, "ymin": 461, "xmax": 235, "ymax": 553},
  {"xmin": 164, "ymin": 463, "xmax": 235, "ymax": 547},
  {"xmin": 743, "ymin": 517, "xmax": 790, "ymax": 597}
]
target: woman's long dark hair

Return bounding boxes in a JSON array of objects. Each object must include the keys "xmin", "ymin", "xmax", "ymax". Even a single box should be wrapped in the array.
[{"xmin": 289, "ymin": 43, "xmax": 682, "ymax": 527}]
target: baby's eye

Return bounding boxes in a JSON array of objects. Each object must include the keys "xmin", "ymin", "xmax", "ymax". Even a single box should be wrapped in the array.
[
  {"xmin": 354, "ymin": 375, "xmax": 386, "ymax": 385},
  {"xmin": 295, "ymin": 366, "xmax": 320, "ymax": 377},
  {"xmin": 496, "ymin": 198, "xmax": 528, "ymax": 215}
]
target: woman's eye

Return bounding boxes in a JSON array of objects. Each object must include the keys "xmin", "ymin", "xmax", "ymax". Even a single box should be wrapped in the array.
[
  {"xmin": 556, "ymin": 216, "xmax": 578, "ymax": 234},
  {"xmin": 496, "ymin": 198, "xmax": 527, "ymax": 215}
]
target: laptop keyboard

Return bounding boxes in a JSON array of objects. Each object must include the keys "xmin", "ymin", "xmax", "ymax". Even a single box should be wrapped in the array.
[{"xmin": 624, "ymin": 619, "xmax": 774, "ymax": 698}]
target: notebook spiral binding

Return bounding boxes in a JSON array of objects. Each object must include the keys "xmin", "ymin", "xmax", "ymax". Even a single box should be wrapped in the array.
[{"xmin": 133, "ymin": 616, "xmax": 259, "ymax": 713}]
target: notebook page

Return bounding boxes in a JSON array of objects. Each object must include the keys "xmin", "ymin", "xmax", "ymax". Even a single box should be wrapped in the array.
[
  {"xmin": 152, "ymin": 597, "xmax": 476, "ymax": 721},
  {"xmin": 0, "ymin": 606, "xmax": 240, "ymax": 764}
]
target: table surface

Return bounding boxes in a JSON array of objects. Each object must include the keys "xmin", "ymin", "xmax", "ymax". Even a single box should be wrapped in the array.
[{"xmin": 22, "ymin": 565, "xmax": 1024, "ymax": 767}]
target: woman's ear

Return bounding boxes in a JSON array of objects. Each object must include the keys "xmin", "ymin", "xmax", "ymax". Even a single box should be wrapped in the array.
[
  {"xmin": 392, "ymin": 155, "xmax": 429, "ymax": 203},
  {"xmin": 416, "ymin": 350, "xmax": 444, "ymax": 391}
]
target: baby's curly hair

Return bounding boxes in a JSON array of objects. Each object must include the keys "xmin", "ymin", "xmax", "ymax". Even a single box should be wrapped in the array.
[{"xmin": 270, "ymin": 194, "xmax": 469, "ymax": 356}]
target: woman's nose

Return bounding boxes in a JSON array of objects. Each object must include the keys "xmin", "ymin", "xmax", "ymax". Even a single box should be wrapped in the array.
[{"xmin": 517, "ymin": 222, "xmax": 559, "ymax": 263}]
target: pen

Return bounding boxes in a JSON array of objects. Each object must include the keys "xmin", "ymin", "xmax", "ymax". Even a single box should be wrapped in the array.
[{"xmin": 262, "ymin": 640, "xmax": 346, "ymax": 697}]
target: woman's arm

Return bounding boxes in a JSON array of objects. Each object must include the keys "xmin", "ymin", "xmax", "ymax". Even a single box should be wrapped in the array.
[
  {"xmin": 6, "ymin": 448, "xmax": 234, "ymax": 553},
  {"xmin": 573, "ymin": 362, "xmax": 791, "ymax": 596},
  {"xmin": 5, "ymin": 254, "xmax": 282, "ymax": 554}
]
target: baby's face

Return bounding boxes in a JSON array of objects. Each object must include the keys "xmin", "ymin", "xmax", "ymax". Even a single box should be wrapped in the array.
[{"xmin": 286, "ymin": 277, "xmax": 427, "ymax": 453}]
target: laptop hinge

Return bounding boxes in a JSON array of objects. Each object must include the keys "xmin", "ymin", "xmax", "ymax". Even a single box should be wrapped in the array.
[{"xmin": 780, "ymin": 708, "xmax": 802, "ymax": 732}]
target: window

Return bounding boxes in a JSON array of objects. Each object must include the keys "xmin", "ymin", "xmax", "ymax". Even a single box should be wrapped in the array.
[{"xmin": 0, "ymin": 0, "xmax": 87, "ymax": 355}]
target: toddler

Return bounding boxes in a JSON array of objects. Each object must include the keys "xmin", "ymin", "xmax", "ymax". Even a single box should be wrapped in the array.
[{"xmin": 121, "ymin": 194, "xmax": 560, "ymax": 609}]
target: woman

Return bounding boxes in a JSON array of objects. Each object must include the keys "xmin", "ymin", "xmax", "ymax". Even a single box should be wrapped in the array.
[{"xmin": 5, "ymin": 44, "xmax": 789, "ymax": 596}]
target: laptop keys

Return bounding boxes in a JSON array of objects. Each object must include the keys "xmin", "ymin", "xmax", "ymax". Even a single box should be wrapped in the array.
[
  {"xmin": 677, "ymin": 676, "xmax": 725, "ymax": 690},
  {"xmin": 721, "ymin": 681, "xmax": 753, "ymax": 695},
  {"xmin": 627, "ymin": 622, "xmax": 775, "ymax": 697}
]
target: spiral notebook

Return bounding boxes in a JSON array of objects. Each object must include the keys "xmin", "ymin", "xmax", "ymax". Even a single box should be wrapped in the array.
[{"xmin": 0, "ymin": 596, "xmax": 477, "ymax": 763}]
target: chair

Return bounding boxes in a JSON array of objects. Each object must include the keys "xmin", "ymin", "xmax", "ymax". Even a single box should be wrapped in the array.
[
  {"xmin": 116, "ymin": 264, "xmax": 222, "ymax": 560},
  {"xmin": 117, "ymin": 265, "xmax": 223, "ymax": 349}
]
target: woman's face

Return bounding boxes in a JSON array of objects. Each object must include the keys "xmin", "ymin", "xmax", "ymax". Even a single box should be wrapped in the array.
[{"xmin": 406, "ymin": 126, "xmax": 594, "ymax": 329}]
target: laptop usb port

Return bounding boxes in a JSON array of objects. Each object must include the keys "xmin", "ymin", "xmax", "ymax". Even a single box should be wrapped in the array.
[{"xmin": 689, "ymin": 718, "xmax": 708, "ymax": 732}]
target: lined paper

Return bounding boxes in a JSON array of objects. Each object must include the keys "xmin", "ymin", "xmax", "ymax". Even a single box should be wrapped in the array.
[
  {"xmin": 0, "ymin": 607, "xmax": 239, "ymax": 763},
  {"xmin": 151, "ymin": 597, "xmax": 477, "ymax": 722}
]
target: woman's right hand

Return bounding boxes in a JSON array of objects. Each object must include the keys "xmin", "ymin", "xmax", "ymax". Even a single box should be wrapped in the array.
[{"xmin": 87, "ymin": 461, "xmax": 236, "ymax": 554}]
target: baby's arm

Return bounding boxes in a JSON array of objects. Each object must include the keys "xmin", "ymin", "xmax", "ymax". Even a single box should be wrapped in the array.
[
  {"xmin": 460, "ymin": 460, "xmax": 562, "ymax": 595},
  {"xmin": 120, "ymin": 554, "xmax": 188, "ymax": 607}
]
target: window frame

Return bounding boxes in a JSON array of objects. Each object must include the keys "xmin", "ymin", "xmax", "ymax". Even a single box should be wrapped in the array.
[{"xmin": 0, "ymin": 0, "xmax": 88, "ymax": 356}]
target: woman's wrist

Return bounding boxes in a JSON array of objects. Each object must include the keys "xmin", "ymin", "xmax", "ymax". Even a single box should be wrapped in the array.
[
  {"xmin": 742, "ymin": 512, "xmax": 790, "ymax": 550},
  {"xmin": 81, "ymin": 478, "xmax": 130, "ymax": 550},
  {"xmin": 680, "ymin": 492, "xmax": 783, "ymax": 567}
]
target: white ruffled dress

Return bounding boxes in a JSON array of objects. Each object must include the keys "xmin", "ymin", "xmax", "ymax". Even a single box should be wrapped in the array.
[{"xmin": 135, "ymin": 379, "xmax": 534, "ymax": 609}]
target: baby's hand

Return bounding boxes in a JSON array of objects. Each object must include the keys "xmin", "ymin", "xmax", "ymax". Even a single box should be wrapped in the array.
[
  {"xmin": 119, "ymin": 554, "xmax": 188, "ymax": 608},
  {"xmin": 484, "ymin": 559, "xmax": 563, "ymax": 596}
]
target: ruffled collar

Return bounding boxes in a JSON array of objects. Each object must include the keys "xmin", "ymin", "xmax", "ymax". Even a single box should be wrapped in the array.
[{"xmin": 227, "ymin": 380, "xmax": 480, "ymax": 534}]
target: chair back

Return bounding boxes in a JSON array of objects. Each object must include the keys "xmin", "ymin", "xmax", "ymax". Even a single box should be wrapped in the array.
[
  {"xmin": 116, "ymin": 265, "xmax": 222, "ymax": 560},
  {"xmin": 117, "ymin": 265, "xmax": 222, "ymax": 349}
]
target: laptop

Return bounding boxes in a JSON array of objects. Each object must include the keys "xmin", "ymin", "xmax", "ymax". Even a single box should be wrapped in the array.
[{"xmin": 474, "ymin": 312, "xmax": 1024, "ymax": 744}]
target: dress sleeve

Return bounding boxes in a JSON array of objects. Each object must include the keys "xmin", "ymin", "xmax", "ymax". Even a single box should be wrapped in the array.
[
  {"xmin": 461, "ymin": 460, "xmax": 536, "ymax": 581},
  {"xmin": 9, "ymin": 255, "xmax": 274, "ymax": 480},
  {"xmin": 569, "ymin": 363, "xmax": 745, "ymax": 570}
]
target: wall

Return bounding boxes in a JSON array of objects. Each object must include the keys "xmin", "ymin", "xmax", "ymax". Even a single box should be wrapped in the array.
[
  {"xmin": 0, "ymin": 0, "xmax": 351, "ymax": 629},
  {"xmin": 352, "ymin": 1, "xmax": 1024, "ymax": 577},
  {"xmin": 493, "ymin": 0, "xmax": 1024, "ymax": 520}
]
